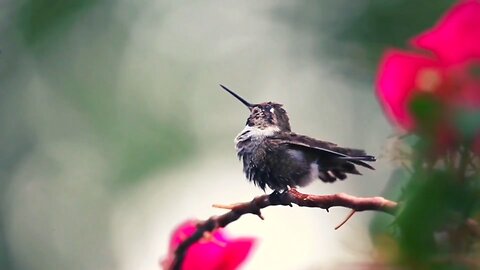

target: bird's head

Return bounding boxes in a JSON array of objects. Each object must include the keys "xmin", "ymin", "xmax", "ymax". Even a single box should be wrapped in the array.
[{"xmin": 220, "ymin": 85, "xmax": 291, "ymax": 141}]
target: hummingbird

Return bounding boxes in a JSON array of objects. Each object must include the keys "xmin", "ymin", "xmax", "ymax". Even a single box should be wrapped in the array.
[{"xmin": 220, "ymin": 84, "xmax": 376, "ymax": 192}]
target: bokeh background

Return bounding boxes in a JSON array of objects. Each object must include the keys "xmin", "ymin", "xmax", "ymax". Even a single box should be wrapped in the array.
[{"xmin": 0, "ymin": 1, "xmax": 456, "ymax": 269}]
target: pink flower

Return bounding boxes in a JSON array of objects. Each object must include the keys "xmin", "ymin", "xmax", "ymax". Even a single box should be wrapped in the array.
[
  {"xmin": 413, "ymin": 0, "xmax": 480, "ymax": 65},
  {"xmin": 161, "ymin": 220, "xmax": 256, "ymax": 270},
  {"xmin": 376, "ymin": 0, "xmax": 480, "ymax": 138}
]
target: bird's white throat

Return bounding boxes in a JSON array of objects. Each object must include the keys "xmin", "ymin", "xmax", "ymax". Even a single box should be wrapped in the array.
[{"xmin": 234, "ymin": 125, "xmax": 280, "ymax": 144}]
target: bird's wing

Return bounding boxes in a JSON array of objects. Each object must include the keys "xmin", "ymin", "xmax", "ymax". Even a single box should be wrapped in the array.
[{"xmin": 270, "ymin": 132, "xmax": 375, "ymax": 170}]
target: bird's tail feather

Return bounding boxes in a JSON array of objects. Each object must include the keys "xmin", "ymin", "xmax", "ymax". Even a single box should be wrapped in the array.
[
  {"xmin": 337, "ymin": 155, "xmax": 376, "ymax": 162},
  {"xmin": 337, "ymin": 155, "xmax": 376, "ymax": 170}
]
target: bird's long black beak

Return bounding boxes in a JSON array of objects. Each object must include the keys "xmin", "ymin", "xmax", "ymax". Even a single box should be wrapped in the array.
[{"xmin": 219, "ymin": 84, "xmax": 253, "ymax": 111}]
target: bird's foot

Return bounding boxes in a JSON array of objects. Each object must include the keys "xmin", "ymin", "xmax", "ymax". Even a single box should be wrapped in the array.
[
  {"xmin": 268, "ymin": 190, "xmax": 282, "ymax": 205},
  {"xmin": 269, "ymin": 189, "xmax": 292, "ymax": 207}
]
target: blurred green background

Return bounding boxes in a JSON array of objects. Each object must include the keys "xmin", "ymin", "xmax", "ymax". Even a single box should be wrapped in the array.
[{"xmin": 0, "ymin": 1, "xmax": 455, "ymax": 269}]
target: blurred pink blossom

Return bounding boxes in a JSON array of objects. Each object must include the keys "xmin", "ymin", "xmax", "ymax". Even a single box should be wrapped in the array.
[
  {"xmin": 161, "ymin": 220, "xmax": 256, "ymax": 270},
  {"xmin": 376, "ymin": 0, "xmax": 480, "ymax": 137}
]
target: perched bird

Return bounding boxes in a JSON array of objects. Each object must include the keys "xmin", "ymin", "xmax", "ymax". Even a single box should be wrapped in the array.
[{"xmin": 220, "ymin": 84, "xmax": 375, "ymax": 192}]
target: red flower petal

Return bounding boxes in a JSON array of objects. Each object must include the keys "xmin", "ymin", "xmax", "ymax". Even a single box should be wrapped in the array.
[
  {"xmin": 170, "ymin": 220, "xmax": 198, "ymax": 247},
  {"xmin": 376, "ymin": 50, "xmax": 441, "ymax": 130},
  {"xmin": 412, "ymin": 0, "xmax": 480, "ymax": 65},
  {"xmin": 217, "ymin": 238, "xmax": 256, "ymax": 270},
  {"xmin": 162, "ymin": 220, "xmax": 256, "ymax": 270},
  {"xmin": 182, "ymin": 240, "xmax": 226, "ymax": 270}
]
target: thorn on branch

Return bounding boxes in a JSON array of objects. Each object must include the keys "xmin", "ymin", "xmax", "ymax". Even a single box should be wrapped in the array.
[
  {"xmin": 253, "ymin": 209, "xmax": 264, "ymax": 220},
  {"xmin": 335, "ymin": 210, "xmax": 357, "ymax": 230},
  {"xmin": 212, "ymin": 203, "xmax": 234, "ymax": 209}
]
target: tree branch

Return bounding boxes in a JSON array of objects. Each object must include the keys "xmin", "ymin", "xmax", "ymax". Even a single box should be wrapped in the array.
[{"xmin": 169, "ymin": 189, "xmax": 398, "ymax": 270}]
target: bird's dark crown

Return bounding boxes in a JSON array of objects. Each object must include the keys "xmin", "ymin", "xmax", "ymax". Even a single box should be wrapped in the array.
[
  {"xmin": 220, "ymin": 85, "xmax": 291, "ymax": 132},
  {"xmin": 247, "ymin": 102, "xmax": 291, "ymax": 131}
]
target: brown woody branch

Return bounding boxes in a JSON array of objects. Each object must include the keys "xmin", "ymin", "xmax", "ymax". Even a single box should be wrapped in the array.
[{"xmin": 169, "ymin": 189, "xmax": 398, "ymax": 270}]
